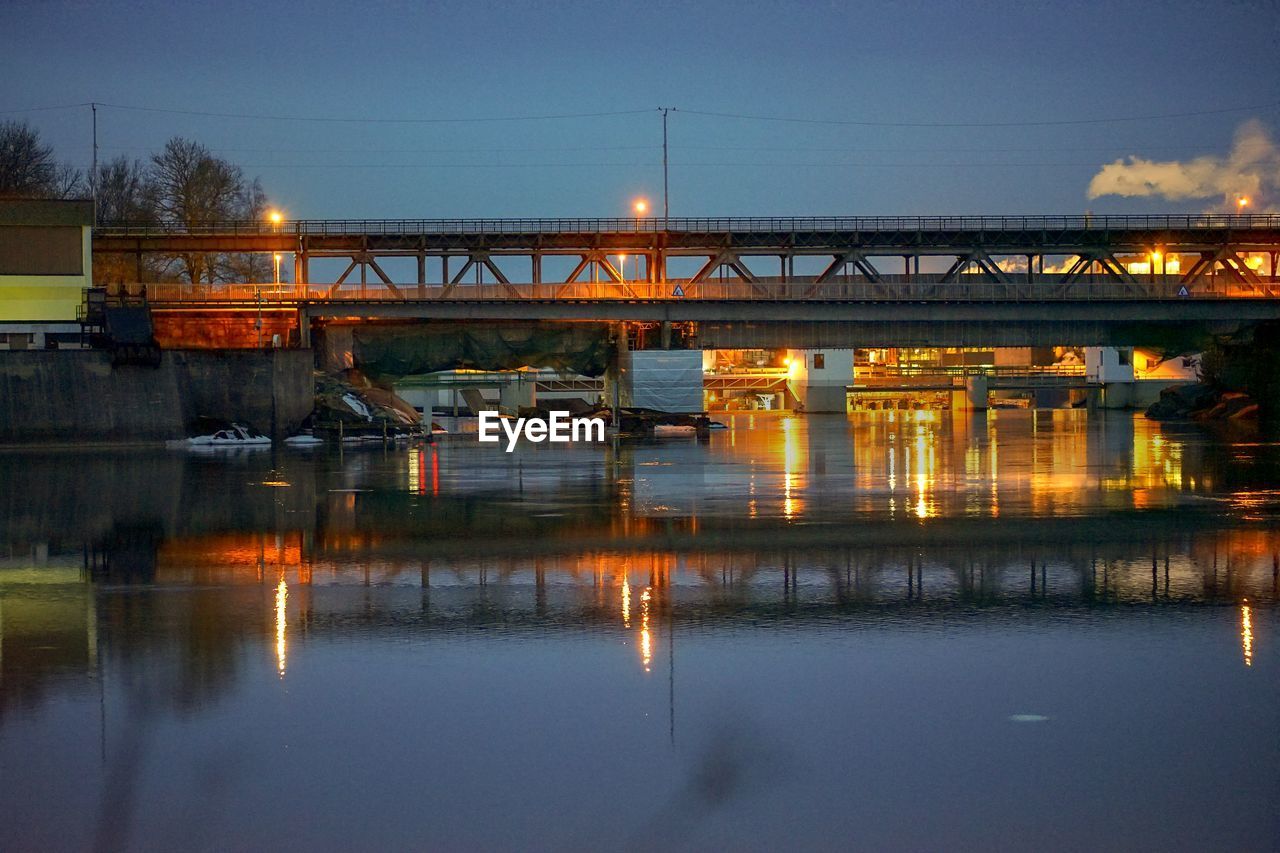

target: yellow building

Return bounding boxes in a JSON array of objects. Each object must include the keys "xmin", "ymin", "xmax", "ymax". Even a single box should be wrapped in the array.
[{"xmin": 0, "ymin": 199, "xmax": 94, "ymax": 346}]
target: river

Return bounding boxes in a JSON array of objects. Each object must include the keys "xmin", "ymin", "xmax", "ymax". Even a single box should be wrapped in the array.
[{"xmin": 1, "ymin": 410, "xmax": 1276, "ymax": 851}]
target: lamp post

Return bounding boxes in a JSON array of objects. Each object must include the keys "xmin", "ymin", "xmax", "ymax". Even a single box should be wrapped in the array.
[
  {"xmin": 632, "ymin": 198, "xmax": 650, "ymax": 282},
  {"xmin": 267, "ymin": 210, "xmax": 284, "ymax": 290}
]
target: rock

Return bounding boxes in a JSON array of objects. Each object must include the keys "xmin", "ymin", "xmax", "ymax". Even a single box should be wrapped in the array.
[
  {"xmin": 311, "ymin": 371, "xmax": 422, "ymax": 433},
  {"xmin": 1145, "ymin": 383, "xmax": 1215, "ymax": 420}
]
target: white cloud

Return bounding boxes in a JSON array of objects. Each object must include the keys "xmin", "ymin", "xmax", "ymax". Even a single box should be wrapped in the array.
[{"xmin": 1087, "ymin": 119, "xmax": 1280, "ymax": 211}]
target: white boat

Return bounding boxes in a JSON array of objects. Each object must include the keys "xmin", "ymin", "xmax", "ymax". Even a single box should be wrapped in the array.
[
  {"xmin": 168, "ymin": 423, "xmax": 272, "ymax": 449},
  {"xmin": 284, "ymin": 433, "xmax": 325, "ymax": 447}
]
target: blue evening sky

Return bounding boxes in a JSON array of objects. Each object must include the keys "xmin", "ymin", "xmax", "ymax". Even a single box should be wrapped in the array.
[{"xmin": 3, "ymin": 0, "xmax": 1278, "ymax": 218}]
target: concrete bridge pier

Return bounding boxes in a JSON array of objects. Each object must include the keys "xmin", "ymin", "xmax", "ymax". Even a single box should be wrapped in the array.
[
  {"xmin": 951, "ymin": 375, "xmax": 989, "ymax": 411},
  {"xmin": 499, "ymin": 371, "xmax": 536, "ymax": 412},
  {"xmin": 1068, "ymin": 387, "xmax": 1101, "ymax": 410},
  {"xmin": 786, "ymin": 349, "xmax": 855, "ymax": 413}
]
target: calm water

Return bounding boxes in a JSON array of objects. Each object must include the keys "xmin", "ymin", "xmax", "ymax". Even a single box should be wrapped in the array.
[{"xmin": 1, "ymin": 410, "xmax": 1277, "ymax": 852}]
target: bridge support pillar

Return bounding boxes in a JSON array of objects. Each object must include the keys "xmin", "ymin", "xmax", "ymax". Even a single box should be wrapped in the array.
[
  {"xmin": 786, "ymin": 348, "xmax": 854, "ymax": 413},
  {"xmin": 499, "ymin": 372, "xmax": 536, "ymax": 413},
  {"xmin": 606, "ymin": 324, "xmax": 627, "ymax": 422},
  {"xmin": 951, "ymin": 375, "xmax": 988, "ymax": 411},
  {"xmin": 1099, "ymin": 382, "xmax": 1136, "ymax": 409}
]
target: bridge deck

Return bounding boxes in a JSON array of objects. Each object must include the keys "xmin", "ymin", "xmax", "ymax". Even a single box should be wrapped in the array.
[{"xmin": 136, "ymin": 278, "xmax": 1280, "ymax": 305}]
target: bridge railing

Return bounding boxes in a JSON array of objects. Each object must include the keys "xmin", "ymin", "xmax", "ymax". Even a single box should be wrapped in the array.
[
  {"xmin": 135, "ymin": 277, "xmax": 1280, "ymax": 303},
  {"xmin": 96, "ymin": 213, "xmax": 1280, "ymax": 237},
  {"xmin": 857, "ymin": 364, "xmax": 1087, "ymax": 378}
]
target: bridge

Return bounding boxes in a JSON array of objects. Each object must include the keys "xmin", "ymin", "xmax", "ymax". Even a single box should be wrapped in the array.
[
  {"xmin": 849, "ymin": 365, "xmax": 1097, "ymax": 393},
  {"xmin": 95, "ymin": 214, "xmax": 1280, "ymax": 350},
  {"xmin": 96, "ymin": 213, "xmax": 1280, "ymax": 286}
]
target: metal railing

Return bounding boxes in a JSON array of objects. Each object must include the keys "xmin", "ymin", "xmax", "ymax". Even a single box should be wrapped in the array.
[
  {"xmin": 95, "ymin": 213, "xmax": 1280, "ymax": 237},
  {"xmin": 858, "ymin": 364, "xmax": 1086, "ymax": 379},
  {"xmin": 853, "ymin": 365, "xmax": 1095, "ymax": 390},
  {"xmin": 133, "ymin": 277, "xmax": 1280, "ymax": 304}
]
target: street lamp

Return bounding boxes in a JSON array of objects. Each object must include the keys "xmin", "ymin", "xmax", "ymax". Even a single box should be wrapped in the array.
[
  {"xmin": 273, "ymin": 252, "xmax": 282, "ymax": 286},
  {"xmin": 618, "ymin": 253, "xmax": 627, "ymax": 284},
  {"xmin": 1237, "ymin": 196, "xmax": 1250, "ymax": 211},
  {"xmin": 629, "ymin": 200, "xmax": 649, "ymax": 283}
]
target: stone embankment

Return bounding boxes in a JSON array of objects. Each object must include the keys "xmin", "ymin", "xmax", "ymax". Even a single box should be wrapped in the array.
[{"xmin": 0, "ymin": 349, "xmax": 313, "ymax": 444}]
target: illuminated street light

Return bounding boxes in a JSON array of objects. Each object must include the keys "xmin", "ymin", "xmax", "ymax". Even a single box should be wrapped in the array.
[
  {"xmin": 633, "ymin": 198, "xmax": 649, "ymax": 216},
  {"xmin": 618, "ymin": 253, "xmax": 627, "ymax": 284},
  {"xmin": 273, "ymin": 252, "xmax": 282, "ymax": 285},
  {"xmin": 1237, "ymin": 196, "xmax": 1249, "ymax": 210}
]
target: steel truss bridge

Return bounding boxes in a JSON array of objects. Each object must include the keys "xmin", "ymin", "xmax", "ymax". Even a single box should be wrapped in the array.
[
  {"xmin": 96, "ymin": 214, "xmax": 1280, "ymax": 291},
  {"xmin": 97, "ymin": 214, "xmax": 1280, "ymax": 349}
]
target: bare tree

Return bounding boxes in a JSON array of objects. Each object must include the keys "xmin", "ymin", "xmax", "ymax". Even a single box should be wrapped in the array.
[
  {"xmin": 0, "ymin": 120, "xmax": 84, "ymax": 199},
  {"xmin": 95, "ymin": 156, "xmax": 153, "ymax": 223},
  {"xmin": 221, "ymin": 177, "xmax": 273, "ymax": 282},
  {"xmin": 93, "ymin": 156, "xmax": 167, "ymax": 285},
  {"xmin": 150, "ymin": 137, "xmax": 248, "ymax": 282}
]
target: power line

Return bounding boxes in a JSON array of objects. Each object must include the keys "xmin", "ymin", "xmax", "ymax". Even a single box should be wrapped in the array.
[
  {"xmin": 678, "ymin": 143, "xmax": 1225, "ymax": 154},
  {"xmin": 91, "ymin": 102, "xmax": 658, "ymax": 124},
  {"xmin": 8, "ymin": 99, "xmax": 1275, "ymax": 129},
  {"xmin": 674, "ymin": 101, "xmax": 1280, "ymax": 128},
  {"xmin": 0, "ymin": 102, "xmax": 92, "ymax": 115},
  {"xmin": 65, "ymin": 160, "xmax": 1118, "ymax": 170},
  {"xmin": 97, "ymin": 144, "xmax": 661, "ymax": 155}
]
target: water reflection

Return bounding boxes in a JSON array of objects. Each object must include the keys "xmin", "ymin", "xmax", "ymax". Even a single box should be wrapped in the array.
[
  {"xmin": 1, "ymin": 411, "xmax": 1278, "ymax": 851},
  {"xmin": 275, "ymin": 577, "xmax": 287, "ymax": 677},
  {"xmin": 1241, "ymin": 601, "xmax": 1253, "ymax": 667}
]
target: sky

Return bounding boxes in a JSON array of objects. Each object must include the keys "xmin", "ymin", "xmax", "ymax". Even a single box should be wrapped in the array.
[{"xmin": 3, "ymin": 0, "xmax": 1279, "ymax": 219}]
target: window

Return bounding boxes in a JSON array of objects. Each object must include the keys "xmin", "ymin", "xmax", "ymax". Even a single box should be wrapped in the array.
[
  {"xmin": 1118, "ymin": 349, "xmax": 1132, "ymax": 366},
  {"xmin": 812, "ymin": 354, "xmax": 825, "ymax": 370}
]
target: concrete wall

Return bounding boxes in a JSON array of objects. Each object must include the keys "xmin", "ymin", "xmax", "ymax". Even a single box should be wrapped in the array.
[
  {"xmin": 168, "ymin": 350, "xmax": 314, "ymax": 438},
  {"xmin": 0, "ymin": 349, "xmax": 314, "ymax": 444},
  {"xmin": 787, "ymin": 348, "xmax": 854, "ymax": 413},
  {"xmin": 1085, "ymin": 347, "xmax": 1135, "ymax": 383}
]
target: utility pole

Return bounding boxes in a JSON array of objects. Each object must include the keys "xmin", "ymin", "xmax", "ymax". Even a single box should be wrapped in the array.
[
  {"xmin": 90, "ymin": 103, "xmax": 98, "ymax": 221},
  {"xmin": 661, "ymin": 107, "xmax": 670, "ymax": 227}
]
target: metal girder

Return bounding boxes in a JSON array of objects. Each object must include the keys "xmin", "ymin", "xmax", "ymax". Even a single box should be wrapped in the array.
[
  {"xmin": 366, "ymin": 258, "xmax": 395, "ymax": 286},
  {"xmin": 333, "ymin": 259, "xmax": 358, "ymax": 287},
  {"xmin": 970, "ymin": 253, "xmax": 1010, "ymax": 284},
  {"xmin": 1221, "ymin": 252, "xmax": 1263, "ymax": 285},
  {"xmin": 1096, "ymin": 254, "xmax": 1137, "ymax": 284},
  {"xmin": 481, "ymin": 257, "xmax": 511, "ymax": 285},
  {"xmin": 450, "ymin": 257, "xmax": 477, "ymax": 285},
  {"xmin": 1061, "ymin": 255, "xmax": 1094, "ymax": 285},
  {"xmin": 690, "ymin": 252, "xmax": 732, "ymax": 284},
  {"xmin": 816, "ymin": 252, "xmax": 882, "ymax": 284},
  {"xmin": 938, "ymin": 256, "xmax": 970, "ymax": 284},
  {"xmin": 1179, "ymin": 253, "xmax": 1212, "ymax": 284},
  {"xmin": 689, "ymin": 250, "xmax": 760, "ymax": 284},
  {"xmin": 562, "ymin": 255, "xmax": 591, "ymax": 285}
]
